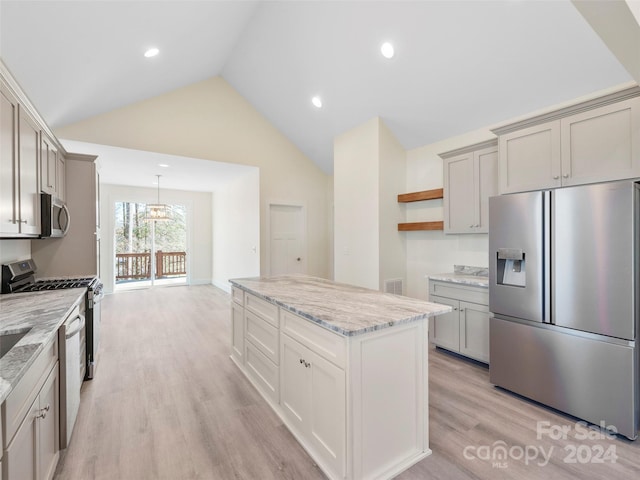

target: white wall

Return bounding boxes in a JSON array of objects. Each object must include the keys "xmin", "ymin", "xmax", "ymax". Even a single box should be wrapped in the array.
[
  {"xmin": 405, "ymin": 127, "xmax": 495, "ymax": 300},
  {"xmin": 378, "ymin": 120, "xmax": 407, "ymax": 291},
  {"xmin": 0, "ymin": 239, "xmax": 31, "ymax": 264},
  {"xmin": 100, "ymin": 184, "xmax": 213, "ymax": 294},
  {"xmin": 334, "ymin": 118, "xmax": 379, "ymax": 289},
  {"xmin": 212, "ymin": 169, "xmax": 260, "ymax": 292}
]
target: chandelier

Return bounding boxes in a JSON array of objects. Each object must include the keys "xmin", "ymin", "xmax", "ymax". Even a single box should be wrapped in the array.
[{"xmin": 145, "ymin": 174, "xmax": 171, "ymax": 221}]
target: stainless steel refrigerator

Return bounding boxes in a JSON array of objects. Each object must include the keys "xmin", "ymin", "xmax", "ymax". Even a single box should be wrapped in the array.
[{"xmin": 489, "ymin": 180, "xmax": 638, "ymax": 440}]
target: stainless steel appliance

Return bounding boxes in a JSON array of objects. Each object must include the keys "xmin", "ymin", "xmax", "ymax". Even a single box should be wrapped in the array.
[
  {"xmin": 0, "ymin": 258, "xmax": 104, "ymax": 379},
  {"xmin": 41, "ymin": 192, "xmax": 70, "ymax": 238},
  {"xmin": 58, "ymin": 305, "xmax": 85, "ymax": 448},
  {"xmin": 489, "ymin": 180, "xmax": 638, "ymax": 440}
]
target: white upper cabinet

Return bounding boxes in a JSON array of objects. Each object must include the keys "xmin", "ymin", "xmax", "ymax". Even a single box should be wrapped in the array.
[
  {"xmin": 0, "ymin": 79, "xmax": 41, "ymax": 237},
  {"xmin": 498, "ymin": 121, "xmax": 561, "ymax": 193},
  {"xmin": 441, "ymin": 140, "xmax": 498, "ymax": 234},
  {"xmin": 560, "ymin": 98, "xmax": 640, "ymax": 186},
  {"xmin": 493, "ymin": 87, "xmax": 640, "ymax": 194}
]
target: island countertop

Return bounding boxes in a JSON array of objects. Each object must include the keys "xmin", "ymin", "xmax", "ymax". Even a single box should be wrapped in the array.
[
  {"xmin": 229, "ymin": 275, "xmax": 452, "ymax": 336},
  {"xmin": 0, "ymin": 288, "xmax": 86, "ymax": 404}
]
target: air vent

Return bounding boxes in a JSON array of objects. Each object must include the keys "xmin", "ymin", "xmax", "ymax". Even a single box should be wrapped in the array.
[{"xmin": 384, "ymin": 278, "xmax": 403, "ymax": 296}]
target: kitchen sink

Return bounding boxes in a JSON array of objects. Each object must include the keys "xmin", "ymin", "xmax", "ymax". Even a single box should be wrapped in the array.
[{"xmin": 0, "ymin": 329, "xmax": 31, "ymax": 359}]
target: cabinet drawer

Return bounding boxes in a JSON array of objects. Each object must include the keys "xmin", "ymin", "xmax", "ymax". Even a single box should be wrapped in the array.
[
  {"xmin": 231, "ymin": 286, "xmax": 244, "ymax": 306},
  {"xmin": 429, "ymin": 281, "xmax": 488, "ymax": 305},
  {"xmin": 245, "ymin": 310, "xmax": 279, "ymax": 365},
  {"xmin": 245, "ymin": 293, "xmax": 278, "ymax": 327},
  {"xmin": 245, "ymin": 341, "xmax": 279, "ymax": 405},
  {"xmin": 280, "ymin": 310, "xmax": 346, "ymax": 369},
  {"xmin": 2, "ymin": 336, "xmax": 57, "ymax": 448}
]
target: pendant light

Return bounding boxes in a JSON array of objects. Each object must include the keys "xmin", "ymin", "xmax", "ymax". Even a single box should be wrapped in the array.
[{"xmin": 145, "ymin": 174, "xmax": 171, "ymax": 221}]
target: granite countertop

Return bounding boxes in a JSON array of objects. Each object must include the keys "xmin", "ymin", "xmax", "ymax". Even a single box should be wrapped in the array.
[
  {"xmin": 230, "ymin": 275, "xmax": 452, "ymax": 337},
  {"xmin": 0, "ymin": 288, "xmax": 86, "ymax": 404},
  {"xmin": 428, "ymin": 265, "xmax": 489, "ymax": 288}
]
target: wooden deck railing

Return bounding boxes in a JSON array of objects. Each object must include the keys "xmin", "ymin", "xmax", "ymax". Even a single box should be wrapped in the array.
[{"xmin": 115, "ymin": 251, "xmax": 186, "ymax": 281}]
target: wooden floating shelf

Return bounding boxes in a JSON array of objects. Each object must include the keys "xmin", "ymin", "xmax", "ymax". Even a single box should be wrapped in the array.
[
  {"xmin": 398, "ymin": 221, "xmax": 444, "ymax": 231},
  {"xmin": 397, "ymin": 188, "xmax": 443, "ymax": 203}
]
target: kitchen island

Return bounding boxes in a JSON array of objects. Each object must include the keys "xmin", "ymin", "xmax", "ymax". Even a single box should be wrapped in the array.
[{"xmin": 229, "ymin": 275, "xmax": 451, "ymax": 480}]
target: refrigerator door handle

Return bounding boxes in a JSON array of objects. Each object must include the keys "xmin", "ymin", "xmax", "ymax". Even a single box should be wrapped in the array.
[{"xmin": 544, "ymin": 190, "xmax": 552, "ymax": 324}]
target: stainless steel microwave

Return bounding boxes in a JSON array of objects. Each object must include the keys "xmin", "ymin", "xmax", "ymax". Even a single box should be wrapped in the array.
[{"xmin": 41, "ymin": 193, "xmax": 70, "ymax": 237}]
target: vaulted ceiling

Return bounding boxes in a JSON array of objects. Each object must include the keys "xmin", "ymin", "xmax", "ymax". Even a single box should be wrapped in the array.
[{"xmin": 0, "ymin": 1, "xmax": 635, "ymax": 176}]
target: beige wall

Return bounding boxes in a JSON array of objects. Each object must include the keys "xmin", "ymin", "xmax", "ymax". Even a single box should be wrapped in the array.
[
  {"xmin": 405, "ymin": 127, "xmax": 494, "ymax": 300},
  {"xmin": 212, "ymin": 169, "xmax": 260, "ymax": 291},
  {"xmin": 0, "ymin": 239, "xmax": 31, "ymax": 264},
  {"xmin": 333, "ymin": 118, "xmax": 380, "ymax": 289},
  {"xmin": 55, "ymin": 76, "xmax": 330, "ymax": 279},
  {"xmin": 333, "ymin": 117, "xmax": 406, "ymax": 291}
]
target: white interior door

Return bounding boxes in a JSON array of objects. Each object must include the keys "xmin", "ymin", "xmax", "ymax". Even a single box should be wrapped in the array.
[{"xmin": 269, "ymin": 204, "xmax": 306, "ymax": 275}]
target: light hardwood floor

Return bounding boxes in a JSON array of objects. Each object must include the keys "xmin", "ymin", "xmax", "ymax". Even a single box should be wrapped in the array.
[{"xmin": 54, "ymin": 285, "xmax": 640, "ymax": 480}]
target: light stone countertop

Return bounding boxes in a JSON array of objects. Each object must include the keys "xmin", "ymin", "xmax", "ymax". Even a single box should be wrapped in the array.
[
  {"xmin": 428, "ymin": 264, "xmax": 489, "ymax": 288},
  {"xmin": 230, "ymin": 275, "xmax": 452, "ymax": 337},
  {"xmin": 0, "ymin": 288, "xmax": 86, "ymax": 404}
]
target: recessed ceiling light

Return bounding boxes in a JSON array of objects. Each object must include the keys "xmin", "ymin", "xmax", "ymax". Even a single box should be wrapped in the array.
[
  {"xmin": 381, "ymin": 42, "xmax": 394, "ymax": 59},
  {"xmin": 158, "ymin": 163, "xmax": 170, "ymax": 168},
  {"xmin": 311, "ymin": 96, "xmax": 322, "ymax": 108},
  {"xmin": 144, "ymin": 47, "xmax": 159, "ymax": 58}
]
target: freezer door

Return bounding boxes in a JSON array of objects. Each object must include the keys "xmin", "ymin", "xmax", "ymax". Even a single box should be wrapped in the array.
[
  {"xmin": 490, "ymin": 317, "xmax": 637, "ymax": 440},
  {"xmin": 489, "ymin": 191, "xmax": 547, "ymax": 322},
  {"xmin": 553, "ymin": 181, "xmax": 636, "ymax": 340}
]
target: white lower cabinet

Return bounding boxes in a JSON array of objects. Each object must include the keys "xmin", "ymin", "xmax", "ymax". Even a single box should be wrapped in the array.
[
  {"xmin": 230, "ymin": 302, "xmax": 244, "ymax": 365},
  {"xmin": 3, "ymin": 362, "xmax": 59, "ymax": 480},
  {"xmin": 231, "ymin": 288, "xmax": 430, "ymax": 480},
  {"xmin": 281, "ymin": 333, "xmax": 345, "ymax": 478},
  {"xmin": 429, "ymin": 281, "xmax": 489, "ymax": 363}
]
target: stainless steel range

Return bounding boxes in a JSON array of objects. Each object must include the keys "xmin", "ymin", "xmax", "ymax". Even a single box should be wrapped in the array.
[{"xmin": 1, "ymin": 258, "xmax": 104, "ymax": 379}]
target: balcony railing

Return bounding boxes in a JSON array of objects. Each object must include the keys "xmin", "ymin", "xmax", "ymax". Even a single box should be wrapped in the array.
[{"xmin": 115, "ymin": 251, "xmax": 186, "ymax": 282}]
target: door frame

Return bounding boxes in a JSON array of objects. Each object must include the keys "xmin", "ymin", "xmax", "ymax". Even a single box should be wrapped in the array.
[{"xmin": 266, "ymin": 200, "xmax": 307, "ymax": 276}]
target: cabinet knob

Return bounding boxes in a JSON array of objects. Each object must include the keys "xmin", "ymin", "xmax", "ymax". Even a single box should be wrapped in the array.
[
  {"xmin": 562, "ymin": 174, "xmax": 569, "ymax": 179},
  {"xmin": 453, "ymin": 307, "xmax": 458, "ymax": 311},
  {"xmin": 553, "ymin": 175, "xmax": 559, "ymax": 180}
]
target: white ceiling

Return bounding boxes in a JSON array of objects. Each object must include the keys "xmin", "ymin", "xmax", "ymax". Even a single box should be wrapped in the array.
[
  {"xmin": 0, "ymin": 0, "xmax": 634, "ymax": 178},
  {"xmin": 61, "ymin": 139, "xmax": 256, "ymax": 192}
]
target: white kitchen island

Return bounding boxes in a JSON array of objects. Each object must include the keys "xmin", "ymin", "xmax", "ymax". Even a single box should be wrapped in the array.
[{"xmin": 229, "ymin": 275, "xmax": 451, "ymax": 480}]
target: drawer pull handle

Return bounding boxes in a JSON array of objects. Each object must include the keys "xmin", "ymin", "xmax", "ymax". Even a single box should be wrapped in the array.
[
  {"xmin": 37, "ymin": 405, "xmax": 50, "ymax": 419},
  {"xmin": 299, "ymin": 358, "xmax": 311, "ymax": 368}
]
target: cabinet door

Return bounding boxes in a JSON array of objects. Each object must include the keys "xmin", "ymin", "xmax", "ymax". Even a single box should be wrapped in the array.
[
  {"xmin": 280, "ymin": 334, "xmax": 310, "ymax": 434},
  {"xmin": 38, "ymin": 366, "xmax": 59, "ymax": 480},
  {"xmin": 308, "ymin": 348, "xmax": 345, "ymax": 478},
  {"xmin": 459, "ymin": 301, "xmax": 490, "ymax": 363},
  {"xmin": 40, "ymin": 134, "xmax": 56, "ymax": 195},
  {"xmin": 4, "ymin": 396, "xmax": 38, "ymax": 480},
  {"xmin": 498, "ymin": 121, "xmax": 561, "ymax": 193},
  {"xmin": 428, "ymin": 295, "xmax": 460, "ymax": 352},
  {"xmin": 561, "ymin": 97, "xmax": 640, "ymax": 186},
  {"xmin": 443, "ymin": 152, "xmax": 475, "ymax": 233},
  {"xmin": 475, "ymin": 145, "xmax": 498, "ymax": 233},
  {"xmin": 230, "ymin": 303, "xmax": 244, "ymax": 364},
  {"xmin": 18, "ymin": 110, "xmax": 41, "ymax": 236},
  {"xmin": 0, "ymin": 83, "xmax": 19, "ymax": 234}
]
